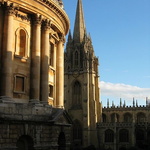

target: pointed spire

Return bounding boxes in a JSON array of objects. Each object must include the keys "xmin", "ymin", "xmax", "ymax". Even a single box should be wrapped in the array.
[
  {"xmin": 73, "ymin": 0, "xmax": 86, "ymax": 43},
  {"xmin": 68, "ymin": 30, "xmax": 72, "ymax": 42}
]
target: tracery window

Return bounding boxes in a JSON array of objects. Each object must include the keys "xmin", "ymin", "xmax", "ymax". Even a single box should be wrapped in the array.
[
  {"xmin": 72, "ymin": 81, "xmax": 81, "ymax": 108},
  {"xmin": 105, "ymin": 129, "xmax": 114, "ymax": 142},
  {"xmin": 124, "ymin": 113, "xmax": 132, "ymax": 122},
  {"xmin": 111, "ymin": 113, "xmax": 119, "ymax": 122},
  {"xmin": 119, "ymin": 129, "xmax": 129, "ymax": 142},
  {"xmin": 102, "ymin": 113, "xmax": 107, "ymax": 123},
  {"xmin": 137, "ymin": 113, "xmax": 146, "ymax": 123},
  {"xmin": 74, "ymin": 51, "xmax": 79, "ymax": 68},
  {"xmin": 15, "ymin": 28, "xmax": 28, "ymax": 58}
]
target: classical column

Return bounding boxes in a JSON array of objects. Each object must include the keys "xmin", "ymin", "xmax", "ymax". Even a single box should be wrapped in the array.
[
  {"xmin": 41, "ymin": 19, "xmax": 50, "ymax": 102},
  {"xmin": 2, "ymin": 4, "xmax": 16, "ymax": 97},
  {"xmin": 30, "ymin": 14, "xmax": 42, "ymax": 100},
  {"xmin": 56, "ymin": 36, "xmax": 65, "ymax": 108}
]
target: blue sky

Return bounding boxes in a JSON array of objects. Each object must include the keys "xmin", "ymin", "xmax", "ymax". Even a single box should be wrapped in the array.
[{"xmin": 63, "ymin": 0, "xmax": 150, "ymax": 106}]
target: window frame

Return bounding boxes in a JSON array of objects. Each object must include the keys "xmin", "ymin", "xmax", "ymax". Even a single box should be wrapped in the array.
[
  {"xmin": 15, "ymin": 27, "xmax": 29, "ymax": 59},
  {"xmin": 14, "ymin": 74, "xmax": 26, "ymax": 94}
]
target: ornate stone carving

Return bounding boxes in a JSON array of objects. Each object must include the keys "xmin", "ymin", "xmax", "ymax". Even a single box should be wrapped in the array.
[
  {"xmin": 6, "ymin": 2, "xmax": 18, "ymax": 16},
  {"xmin": 33, "ymin": 14, "xmax": 42, "ymax": 25},
  {"xmin": 43, "ymin": 19, "xmax": 51, "ymax": 30},
  {"xmin": 59, "ymin": 34, "xmax": 65, "ymax": 44},
  {"xmin": 15, "ymin": 12, "xmax": 31, "ymax": 22}
]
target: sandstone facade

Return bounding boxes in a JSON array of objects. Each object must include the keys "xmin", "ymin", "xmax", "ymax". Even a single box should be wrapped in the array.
[{"xmin": 0, "ymin": 0, "xmax": 72, "ymax": 149}]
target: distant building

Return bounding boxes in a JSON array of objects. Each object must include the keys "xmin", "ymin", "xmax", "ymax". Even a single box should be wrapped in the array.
[
  {"xmin": 0, "ymin": 0, "xmax": 72, "ymax": 149},
  {"xmin": 98, "ymin": 98, "xmax": 150, "ymax": 150},
  {"xmin": 64, "ymin": 0, "xmax": 150, "ymax": 150},
  {"xmin": 64, "ymin": 0, "xmax": 101, "ymax": 149}
]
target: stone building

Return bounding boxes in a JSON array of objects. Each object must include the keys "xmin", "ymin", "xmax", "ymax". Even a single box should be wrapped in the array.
[
  {"xmin": 64, "ymin": 0, "xmax": 102, "ymax": 149},
  {"xmin": 0, "ymin": 0, "xmax": 72, "ymax": 149},
  {"xmin": 98, "ymin": 98, "xmax": 150, "ymax": 150}
]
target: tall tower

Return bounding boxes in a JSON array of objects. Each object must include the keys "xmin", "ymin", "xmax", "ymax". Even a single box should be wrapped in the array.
[{"xmin": 64, "ymin": 0, "xmax": 101, "ymax": 149}]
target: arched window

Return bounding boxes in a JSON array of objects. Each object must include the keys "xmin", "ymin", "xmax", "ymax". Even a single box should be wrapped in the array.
[
  {"xmin": 111, "ymin": 113, "xmax": 119, "ymax": 122},
  {"xmin": 15, "ymin": 28, "xmax": 28, "ymax": 58},
  {"xmin": 73, "ymin": 120, "xmax": 82, "ymax": 143},
  {"xmin": 119, "ymin": 129, "xmax": 129, "ymax": 142},
  {"xmin": 102, "ymin": 113, "xmax": 107, "ymax": 123},
  {"xmin": 124, "ymin": 113, "xmax": 132, "ymax": 122},
  {"xmin": 74, "ymin": 51, "xmax": 79, "ymax": 68},
  {"xmin": 105, "ymin": 129, "xmax": 114, "ymax": 142},
  {"xmin": 137, "ymin": 113, "xmax": 146, "ymax": 123},
  {"xmin": 136, "ymin": 129, "xmax": 145, "ymax": 141},
  {"xmin": 19, "ymin": 29, "xmax": 26, "ymax": 56},
  {"xmin": 72, "ymin": 81, "xmax": 81, "ymax": 108}
]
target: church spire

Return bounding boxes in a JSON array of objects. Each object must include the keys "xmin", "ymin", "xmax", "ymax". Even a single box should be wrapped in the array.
[{"xmin": 73, "ymin": 0, "xmax": 86, "ymax": 43}]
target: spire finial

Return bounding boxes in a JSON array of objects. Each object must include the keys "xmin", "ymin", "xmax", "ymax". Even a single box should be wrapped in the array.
[
  {"xmin": 120, "ymin": 98, "xmax": 122, "ymax": 107},
  {"xmin": 133, "ymin": 97, "xmax": 135, "ymax": 107},
  {"xmin": 73, "ymin": 0, "xmax": 86, "ymax": 43},
  {"xmin": 107, "ymin": 98, "xmax": 109, "ymax": 108}
]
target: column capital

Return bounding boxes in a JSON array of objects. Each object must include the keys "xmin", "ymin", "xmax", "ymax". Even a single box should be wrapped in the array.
[
  {"xmin": 59, "ymin": 34, "xmax": 66, "ymax": 44},
  {"xmin": 42, "ymin": 19, "xmax": 51, "ymax": 31},
  {"xmin": 33, "ymin": 14, "xmax": 42, "ymax": 26},
  {"xmin": 6, "ymin": 2, "xmax": 18, "ymax": 16}
]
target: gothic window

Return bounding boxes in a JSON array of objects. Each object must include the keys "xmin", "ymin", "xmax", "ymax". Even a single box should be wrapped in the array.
[
  {"xmin": 74, "ymin": 51, "xmax": 79, "ymax": 68},
  {"xmin": 73, "ymin": 120, "xmax": 82, "ymax": 142},
  {"xmin": 124, "ymin": 113, "xmax": 132, "ymax": 122},
  {"xmin": 15, "ymin": 28, "xmax": 28, "ymax": 58},
  {"xmin": 136, "ymin": 129, "xmax": 145, "ymax": 141},
  {"xmin": 105, "ymin": 129, "xmax": 114, "ymax": 143},
  {"xmin": 50, "ymin": 42, "xmax": 54, "ymax": 67},
  {"xmin": 119, "ymin": 129, "xmax": 129, "ymax": 143},
  {"xmin": 102, "ymin": 113, "xmax": 107, "ymax": 123},
  {"xmin": 14, "ymin": 75, "xmax": 26, "ymax": 93},
  {"xmin": 137, "ymin": 112, "xmax": 146, "ymax": 123},
  {"xmin": 72, "ymin": 81, "xmax": 81, "ymax": 108},
  {"xmin": 111, "ymin": 113, "xmax": 119, "ymax": 122}
]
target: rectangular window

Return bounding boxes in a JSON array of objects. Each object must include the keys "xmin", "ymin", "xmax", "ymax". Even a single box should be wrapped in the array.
[
  {"xmin": 50, "ymin": 43, "xmax": 54, "ymax": 67},
  {"xmin": 14, "ymin": 76, "xmax": 25, "ymax": 93},
  {"xmin": 49, "ymin": 85, "xmax": 53, "ymax": 98}
]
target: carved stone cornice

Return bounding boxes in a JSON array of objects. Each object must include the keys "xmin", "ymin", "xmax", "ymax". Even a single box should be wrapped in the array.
[
  {"xmin": 15, "ymin": 12, "xmax": 31, "ymax": 22},
  {"xmin": 6, "ymin": 2, "xmax": 18, "ymax": 16}
]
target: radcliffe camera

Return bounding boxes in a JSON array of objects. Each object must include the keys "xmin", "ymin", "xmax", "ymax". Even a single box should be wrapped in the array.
[{"xmin": 0, "ymin": 0, "xmax": 149, "ymax": 150}]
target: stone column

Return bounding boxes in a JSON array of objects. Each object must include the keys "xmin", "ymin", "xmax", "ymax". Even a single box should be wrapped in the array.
[
  {"xmin": 2, "ymin": 4, "xmax": 16, "ymax": 97},
  {"xmin": 56, "ymin": 36, "xmax": 65, "ymax": 108},
  {"xmin": 41, "ymin": 19, "xmax": 50, "ymax": 103},
  {"xmin": 30, "ymin": 14, "xmax": 42, "ymax": 100}
]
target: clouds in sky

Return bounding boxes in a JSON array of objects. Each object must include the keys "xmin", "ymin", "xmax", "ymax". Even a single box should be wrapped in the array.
[{"xmin": 100, "ymin": 81, "xmax": 150, "ymax": 106}]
